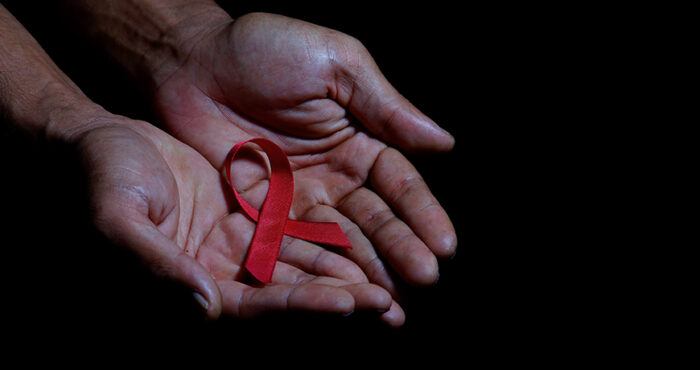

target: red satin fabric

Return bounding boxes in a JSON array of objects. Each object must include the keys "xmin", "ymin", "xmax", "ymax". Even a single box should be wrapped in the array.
[{"xmin": 225, "ymin": 138, "xmax": 352, "ymax": 283}]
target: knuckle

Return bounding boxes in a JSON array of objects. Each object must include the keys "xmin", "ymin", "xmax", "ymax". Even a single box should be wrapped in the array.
[
  {"xmin": 363, "ymin": 207, "xmax": 395, "ymax": 236},
  {"xmin": 328, "ymin": 32, "xmax": 369, "ymax": 71},
  {"xmin": 388, "ymin": 175, "xmax": 423, "ymax": 204},
  {"xmin": 374, "ymin": 217, "xmax": 408, "ymax": 248}
]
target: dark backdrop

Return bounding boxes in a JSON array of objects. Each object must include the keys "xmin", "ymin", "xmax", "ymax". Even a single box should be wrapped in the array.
[{"xmin": 1, "ymin": 1, "xmax": 609, "ymax": 364}]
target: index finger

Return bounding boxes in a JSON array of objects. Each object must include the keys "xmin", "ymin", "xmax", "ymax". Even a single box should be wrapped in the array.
[{"xmin": 369, "ymin": 147, "xmax": 457, "ymax": 258}]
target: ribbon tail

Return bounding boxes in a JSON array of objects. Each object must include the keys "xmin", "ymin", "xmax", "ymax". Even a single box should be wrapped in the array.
[
  {"xmin": 245, "ymin": 254, "xmax": 276, "ymax": 284},
  {"xmin": 284, "ymin": 219, "xmax": 353, "ymax": 249},
  {"xmin": 244, "ymin": 215, "xmax": 288, "ymax": 283},
  {"xmin": 226, "ymin": 137, "xmax": 351, "ymax": 283}
]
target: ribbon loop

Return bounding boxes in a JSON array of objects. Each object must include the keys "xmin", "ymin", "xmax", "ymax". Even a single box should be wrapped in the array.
[{"xmin": 226, "ymin": 138, "xmax": 352, "ymax": 283}]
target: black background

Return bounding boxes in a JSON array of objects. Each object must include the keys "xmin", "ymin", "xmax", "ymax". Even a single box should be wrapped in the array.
[{"xmin": 1, "ymin": 1, "xmax": 629, "ymax": 364}]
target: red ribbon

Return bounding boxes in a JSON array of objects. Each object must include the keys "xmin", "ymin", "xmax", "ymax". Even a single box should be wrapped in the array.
[{"xmin": 225, "ymin": 138, "xmax": 352, "ymax": 283}]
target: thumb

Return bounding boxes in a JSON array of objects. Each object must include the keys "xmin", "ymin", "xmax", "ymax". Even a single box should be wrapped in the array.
[
  {"xmin": 334, "ymin": 38, "xmax": 455, "ymax": 152},
  {"xmin": 99, "ymin": 215, "xmax": 223, "ymax": 320}
]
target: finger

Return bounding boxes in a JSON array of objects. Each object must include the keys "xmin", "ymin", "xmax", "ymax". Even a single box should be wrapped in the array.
[
  {"xmin": 338, "ymin": 187, "xmax": 439, "ymax": 286},
  {"xmin": 380, "ymin": 301, "xmax": 406, "ymax": 328},
  {"xmin": 197, "ymin": 199, "xmax": 372, "ymax": 284},
  {"xmin": 97, "ymin": 212, "xmax": 223, "ymax": 320},
  {"xmin": 277, "ymin": 236, "xmax": 368, "ymax": 283},
  {"xmin": 268, "ymin": 263, "xmax": 393, "ymax": 314},
  {"xmin": 217, "ymin": 279, "xmax": 354, "ymax": 317},
  {"xmin": 370, "ymin": 147, "xmax": 457, "ymax": 258},
  {"xmin": 331, "ymin": 281, "xmax": 392, "ymax": 313},
  {"xmin": 195, "ymin": 212, "xmax": 253, "ymax": 280},
  {"xmin": 330, "ymin": 37, "xmax": 454, "ymax": 152},
  {"xmin": 312, "ymin": 276, "xmax": 401, "ymax": 327},
  {"xmin": 301, "ymin": 204, "xmax": 401, "ymax": 297}
]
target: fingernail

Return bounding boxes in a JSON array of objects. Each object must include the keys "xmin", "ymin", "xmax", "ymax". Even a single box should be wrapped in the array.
[
  {"xmin": 192, "ymin": 292, "xmax": 209, "ymax": 312},
  {"xmin": 342, "ymin": 310, "xmax": 354, "ymax": 317},
  {"xmin": 376, "ymin": 309, "xmax": 389, "ymax": 314}
]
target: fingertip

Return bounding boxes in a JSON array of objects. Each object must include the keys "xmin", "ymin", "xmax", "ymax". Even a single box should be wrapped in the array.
[
  {"xmin": 341, "ymin": 283, "xmax": 392, "ymax": 312},
  {"xmin": 201, "ymin": 286, "xmax": 223, "ymax": 321},
  {"xmin": 372, "ymin": 286, "xmax": 393, "ymax": 312},
  {"xmin": 334, "ymin": 289, "xmax": 356, "ymax": 315},
  {"xmin": 392, "ymin": 244, "xmax": 439, "ymax": 286},
  {"xmin": 406, "ymin": 253, "xmax": 440, "ymax": 286},
  {"xmin": 433, "ymin": 232, "xmax": 458, "ymax": 259},
  {"xmin": 172, "ymin": 252, "xmax": 223, "ymax": 320},
  {"xmin": 324, "ymin": 252, "xmax": 369, "ymax": 284},
  {"xmin": 380, "ymin": 301, "xmax": 406, "ymax": 328},
  {"xmin": 442, "ymin": 130, "xmax": 456, "ymax": 151},
  {"xmin": 385, "ymin": 108, "xmax": 456, "ymax": 153},
  {"xmin": 192, "ymin": 291, "xmax": 222, "ymax": 321},
  {"xmin": 417, "ymin": 205, "xmax": 458, "ymax": 260},
  {"xmin": 415, "ymin": 117, "xmax": 455, "ymax": 153},
  {"xmin": 343, "ymin": 263, "xmax": 371, "ymax": 284}
]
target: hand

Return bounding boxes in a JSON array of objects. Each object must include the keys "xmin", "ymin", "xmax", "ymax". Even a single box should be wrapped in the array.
[
  {"xmin": 0, "ymin": 3, "xmax": 396, "ymax": 326},
  {"xmin": 151, "ymin": 13, "xmax": 458, "ymax": 296},
  {"xmin": 71, "ymin": 109, "xmax": 395, "ymax": 323}
]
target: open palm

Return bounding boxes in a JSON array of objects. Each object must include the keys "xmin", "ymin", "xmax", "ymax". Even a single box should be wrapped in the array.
[
  {"xmin": 80, "ymin": 115, "xmax": 394, "ymax": 323},
  {"xmin": 152, "ymin": 13, "xmax": 457, "ymax": 305}
]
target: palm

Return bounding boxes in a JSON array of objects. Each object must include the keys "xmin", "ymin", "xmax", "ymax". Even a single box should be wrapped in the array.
[
  {"xmin": 153, "ymin": 13, "xmax": 456, "ymax": 295},
  {"xmin": 82, "ymin": 118, "xmax": 393, "ymax": 322}
]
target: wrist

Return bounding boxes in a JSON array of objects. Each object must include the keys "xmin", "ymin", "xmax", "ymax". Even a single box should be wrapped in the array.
[
  {"xmin": 151, "ymin": 2, "xmax": 233, "ymax": 89},
  {"xmin": 1, "ymin": 4, "xmax": 105, "ymax": 142},
  {"xmin": 63, "ymin": 0, "xmax": 232, "ymax": 92},
  {"xmin": 41, "ymin": 87, "xmax": 112, "ymax": 143},
  {"xmin": 7, "ymin": 80, "xmax": 110, "ymax": 143}
]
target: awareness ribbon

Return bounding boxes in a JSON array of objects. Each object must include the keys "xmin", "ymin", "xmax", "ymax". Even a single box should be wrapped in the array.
[{"xmin": 225, "ymin": 138, "xmax": 352, "ymax": 283}]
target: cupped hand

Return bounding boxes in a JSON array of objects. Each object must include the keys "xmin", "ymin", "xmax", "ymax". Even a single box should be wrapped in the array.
[
  {"xmin": 73, "ymin": 109, "xmax": 397, "ymax": 324},
  {"xmin": 152, "ymin": 12, "xmax": 457, "ymax": 299}
]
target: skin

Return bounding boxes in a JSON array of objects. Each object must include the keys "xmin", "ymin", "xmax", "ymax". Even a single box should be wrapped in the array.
[
  {"xmin": 1, "ymin": 3, "xmax": 396, "ymax": 325},
  {"xmin": 148, "ymin": 12, "xmax": 459, "ymax": 324},
  {"xmin": 80, "ymin": 115, "xmax": 399, "ymax": 322},
  {"xmin": 3, "ymin": 1, "xmax": 458, "ymax": 327}
]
